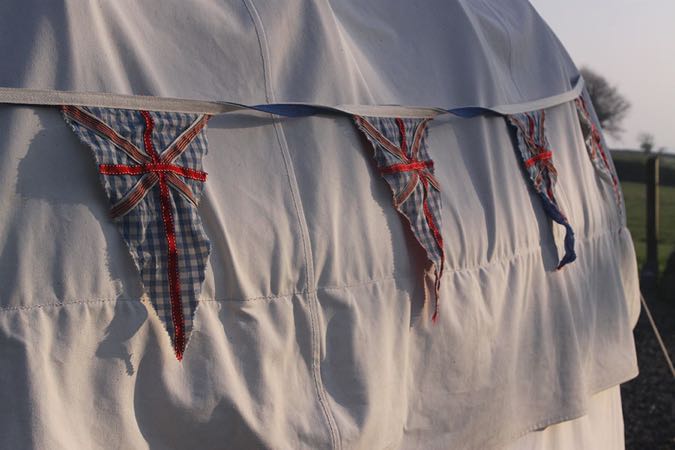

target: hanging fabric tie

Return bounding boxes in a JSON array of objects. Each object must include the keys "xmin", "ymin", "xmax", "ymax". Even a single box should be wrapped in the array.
[
  {"xmin": 354, "ymin": 116, "xmax": 445, "ymax": 321},
  {"xmin": 575, "ymin": 95, "xmax": 623, "ymax": 219},
  {"xmin": 507, "ymin": 111, "xmax": 576, "ymax": 270},
  {"xmin": 62, "ymin": 106, "xmax": 211, "ymax": 360}
]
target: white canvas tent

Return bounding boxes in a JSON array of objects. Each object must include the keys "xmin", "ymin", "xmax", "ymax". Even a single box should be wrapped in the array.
[{"xmin": 0, "ymin": 1, "xmax": 639, "ymax": 448}]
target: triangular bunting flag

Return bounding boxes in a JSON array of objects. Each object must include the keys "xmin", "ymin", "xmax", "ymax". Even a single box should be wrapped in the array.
[
  {"xmin": 354, "ymin": 116, "xmax": 445, "ymax": 320},
  {"xmin": 507, "ymin": 111, "xmax": 576, "ymax": 269},
  {"xmin": 62, "ymin": 106, "xmax": 211, "ymax": 360},
  {"xmin": 575, "ymin": 96, "xmax": 623, "ymax": 217}
]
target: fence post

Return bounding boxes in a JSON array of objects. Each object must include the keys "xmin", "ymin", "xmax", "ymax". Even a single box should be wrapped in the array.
[{"xmin": 641, "ymin": 155, "xmax": 660, "ymax": 291}]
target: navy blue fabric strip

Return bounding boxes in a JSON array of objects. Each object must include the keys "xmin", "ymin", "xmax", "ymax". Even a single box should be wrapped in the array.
[
  {"xmin": 248, "ymin": 103, "xmax": 346, "ymax": 117},
  {"xmin": 445, "ymin": 106, "xmax": 499, "ymax": 118},
  {"xmin": 248, "ymin": 103, "xmax": 500, "ymax": 118},
  {"xmin": 538, "ymin": 192, "xmax": 577, "ymax": 269}
]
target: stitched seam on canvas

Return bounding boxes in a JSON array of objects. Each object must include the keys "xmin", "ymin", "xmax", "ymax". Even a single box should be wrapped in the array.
[
  {"xmin": 0, "ymin": 273, "xmax": 412, "ymax": 312},
  {"xmin": 314, "ymin": 226, "xmax": 624, "ymax": 295},
  {"xmin": 0, "ymin": 298, "xmax": 138, "ymax": 312},
  {"xmin": 0, "ymin": 275, "xmax": 409, "ymax": 311},
  {"xmin": 241, "ymin": 0, "xmax": 274, "ymax": 104},
  {"xmin": 271, "ymin": 92, "xmax": 343, "ymax": 450},
  {"xmin": 242, "ymin": 1, "xmax": 341, "ymax": 447},
  {"xmin": 318, "ymin": 274, "xmax": 417, "ymax": 292},
  {"xmin": 0, "ymin": 226, "xmax": 627, "ymax": 313},
  {"xmin": 0, "ymin": 295, "xmax": 302, "ymax": 312},
  {"xmin": 446, "ymin": 226, "xmax": 623, "ymax": 276}
]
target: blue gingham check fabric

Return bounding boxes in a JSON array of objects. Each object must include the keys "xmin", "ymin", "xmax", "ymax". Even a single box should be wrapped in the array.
[
  {"xmin": 507, "ymin": 111, "xmax": 576, "ymax": 269},
  {"xmin": 62, "ymin": 106, "xmax": 211, "ymax": 359},
  {"xmin": 354, "ymin": 116, "xmax": 445, "ymax": 320},
  {"xmin": 574, "ymin": 96, "xmax": 623, "ymax": 220}
]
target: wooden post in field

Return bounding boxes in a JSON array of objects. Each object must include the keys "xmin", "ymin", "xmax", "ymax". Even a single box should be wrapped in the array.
[{"xmin": 641, "ymin": 155, "xmax": 660, "ymax": 291}]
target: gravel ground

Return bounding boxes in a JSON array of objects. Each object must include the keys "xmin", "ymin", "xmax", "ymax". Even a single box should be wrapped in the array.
[{"xmin": 621, "ymin": 292, "xmax": 675, "ymax": 450}]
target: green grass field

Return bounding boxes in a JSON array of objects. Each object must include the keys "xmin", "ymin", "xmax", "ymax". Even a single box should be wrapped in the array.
[
  {"xmin": 621, "ymin": 181, "xmax": 675, "ymax": 274},
  {"xmin": 611, "ymin": 150, "xmax": 675, "ymax": 277}
]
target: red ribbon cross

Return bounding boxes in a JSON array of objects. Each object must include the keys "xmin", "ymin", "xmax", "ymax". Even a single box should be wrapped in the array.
[{"xmin": 62, "ymin": 106, "xmax": 210, "ymax": 359}]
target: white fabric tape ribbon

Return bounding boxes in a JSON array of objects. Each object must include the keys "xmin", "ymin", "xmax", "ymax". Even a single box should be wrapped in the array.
[{"xmin": 0, "ymin": 77, "xmax": 584, "ymax": 118}]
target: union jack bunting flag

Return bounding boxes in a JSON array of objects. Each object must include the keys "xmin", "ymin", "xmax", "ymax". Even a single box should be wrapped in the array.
[
  {"xmin": 575, "ymin": 96, "xmax": 623, "ymax": 218},
  {"xmin": 62, "ymin": 106, "xmax": 211, "ymax": 360},
  {"xmin": 507, "ymin": 111, "xmax": 576, "ymax": 269},
  {"xmin": 354, "ymin": 116, "xmax": 445, "ymax": 321}
]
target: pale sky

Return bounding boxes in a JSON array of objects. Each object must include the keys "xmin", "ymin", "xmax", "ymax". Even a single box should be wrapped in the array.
[{"xmin": 529, "ymin": 0, "xmax": 675, "ymax": 152}]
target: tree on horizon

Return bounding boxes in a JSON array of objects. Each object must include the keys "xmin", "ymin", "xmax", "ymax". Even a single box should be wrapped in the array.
[{"xmin": 581, "ymin": 67, "xmax": 631, "ymax": 139}]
